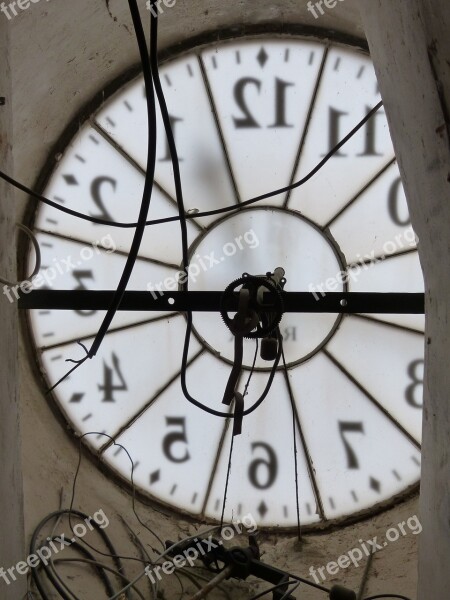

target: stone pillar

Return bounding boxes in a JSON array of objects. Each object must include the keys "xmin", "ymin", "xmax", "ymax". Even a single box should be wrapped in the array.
[
  {"xmin": 0, "ymin": 15, "xmax": 26, "ymax": 600},
  {"xmin": 359, "ymin": 2, "xmax": 450, "ymax": 599}
]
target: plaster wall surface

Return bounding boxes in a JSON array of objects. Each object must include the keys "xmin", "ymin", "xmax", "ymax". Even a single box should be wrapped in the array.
[
  {"xmin": 360, "ymin": 1, "xmax": 450, "ymax": 599},
  {"xmin": 0, "ymin": 0, "xmax": 433, "ymax": 598},
  {"xmin": 0, "ymin": 13, "xmax": 26, "ymax": 600}
]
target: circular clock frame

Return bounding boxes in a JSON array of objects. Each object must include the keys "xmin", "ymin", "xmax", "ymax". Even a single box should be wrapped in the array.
[{"xmin": 22, "ymin": 27, "xmax": 424, "ymax": 533}]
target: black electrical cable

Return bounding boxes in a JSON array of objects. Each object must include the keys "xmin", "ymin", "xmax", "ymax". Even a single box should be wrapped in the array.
[
  {"xmin": 149, "ymin": 0, "xmax": 189, "ymax": 274},
  {"xmin": 143, "ymin": 0, "xmax": 285, "ymax": 420},
  {"xmin": 281, "ymin": 342, "xmax": 301, "ymax": 541},
  {"xmin": 70, "ymin": 432, "xmax": 165, "ymax": 552},
  {"xmin": 87, "ymin": 0, "xmax": 157, "ymax": 360},
  {"xmin": 247, "ymin": 580, "xmax": 299, "ymax": 600},
  {"xmin": 181, "ymin": 325, "xmax": 282, "ymax": 418},
  {"xmin": 219, "ymin": 433, "xmax": 235, "ymax": 531},
  {"xmin": 52, "ymin": 558, "xmax": 147, "ymax": 600},
  {"xmin": 363, "ymin": 596, "xmax": 412, "ymax": 600},
  {"xmin": 0, "ymin": 102, "xmax": 383, "ymax": 230},
  {"xmin": 119, "ymin": 516, "xmax": 158, "ymax": 599},
  {"xmin": 29, "ymin": 509, "xmax": 131, "ymax": 600},
  {"xmin": 45, "ymin": 0, "xmax": 159, "ymax": 393},
  {"xmin": 280, "ymin": 582, "xmax": 300, "ymax": 600},
  {"xmin": 219, "ymin": 338, "xmax": 258, "ymax": 527},
  {"xmin": 50, "ymin": 539, "xmax": 116, "ymax": 597}
]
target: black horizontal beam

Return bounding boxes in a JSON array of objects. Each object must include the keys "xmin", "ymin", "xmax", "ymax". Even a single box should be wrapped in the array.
[{"xmin": 18, "ymin": 290, "xmax": 425, "ymax": 314}]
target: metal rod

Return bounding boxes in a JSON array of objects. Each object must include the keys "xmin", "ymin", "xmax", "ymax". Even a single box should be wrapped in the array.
[
  {"xmin": 18, "ymin": 291, "xmax": 425, "ymax": 314},
  {"xmin": 187, "ymin": 565, "xmax": 233, "ymax": 600}
]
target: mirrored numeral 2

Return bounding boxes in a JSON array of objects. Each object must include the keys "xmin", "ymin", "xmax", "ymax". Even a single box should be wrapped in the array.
[{"xmin": 90, "ymin": 176, "xmax": 116, "ymax": 222}]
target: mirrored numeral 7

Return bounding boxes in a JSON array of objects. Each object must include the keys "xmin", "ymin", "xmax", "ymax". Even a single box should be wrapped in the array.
[{"xmin": 338, "ymin": 421, "xmax": 365, "ymax": 469}]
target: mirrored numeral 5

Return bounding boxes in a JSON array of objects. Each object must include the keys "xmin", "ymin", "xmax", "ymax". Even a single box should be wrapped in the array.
[{"xmin": 163, "ymin": 417, "xmax": 191, "ymax": 463}]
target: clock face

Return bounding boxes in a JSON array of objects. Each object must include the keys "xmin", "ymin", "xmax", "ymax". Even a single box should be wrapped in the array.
[{"xmin": 27, "ymin": 35, "xmax": 425, "ymax": 529}]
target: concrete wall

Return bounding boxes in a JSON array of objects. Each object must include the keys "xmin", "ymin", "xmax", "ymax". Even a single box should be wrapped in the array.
[
  {"xmin": 0, "ymin": 14, "xmax": 26, "ymax": 600},
  {"xmin": 360, "ymin": 3, "xmax": 450, "ymax": 599}
]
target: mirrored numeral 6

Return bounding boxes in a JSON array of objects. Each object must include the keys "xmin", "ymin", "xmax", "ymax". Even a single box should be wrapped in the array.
[{"xmin": 248, "ymin": 442, "xmax": 278, "ymax": 489}]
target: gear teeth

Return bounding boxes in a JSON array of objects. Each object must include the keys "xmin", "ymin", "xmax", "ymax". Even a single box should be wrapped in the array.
[{"xmin": 220, "ymin": 275, "xmax": 284, "ymax": 339}]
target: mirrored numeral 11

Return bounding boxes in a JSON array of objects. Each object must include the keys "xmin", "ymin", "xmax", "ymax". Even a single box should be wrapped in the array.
[{"xmin": 325, "ymin": 106, "xmax": 384, "ymax": 157}]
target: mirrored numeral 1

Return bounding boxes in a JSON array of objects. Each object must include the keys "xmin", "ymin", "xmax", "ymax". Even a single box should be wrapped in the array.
[{"xmin": 325, "ymin": 105, "xmax": 384, "ymax": 157}]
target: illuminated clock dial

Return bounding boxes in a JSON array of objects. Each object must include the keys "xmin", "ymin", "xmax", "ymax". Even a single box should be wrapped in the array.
[{"xmin": 28, "ymin": 36, "xmax": 424, "ymax": 528}]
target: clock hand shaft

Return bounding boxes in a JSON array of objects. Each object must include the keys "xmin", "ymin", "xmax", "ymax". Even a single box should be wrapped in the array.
[{"xmin": 18, "ymin": 290, "xmax": 425, "ymax": 314}]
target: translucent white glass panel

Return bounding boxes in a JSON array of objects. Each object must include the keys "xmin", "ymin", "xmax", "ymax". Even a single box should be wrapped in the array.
[
  {"xmin": 102, "ymin": 353, "xmax": 232, "ymax": 514},
  {"xmin": 95, "ymin": 59, "xmax": 237, "ymax": 225},
  {"xmin": 36, "ymin": 125, "xmax": 199, "ymax": 263},
  {"xmin": 330, "ymin": 163, "xmax": 417, "ymax": 263},
  {"xmin": 348, "ymin": 252, "xmax": 425, "ymax": 331},
  {"xmin": 29, "ymin": 232, "xmax": 179, "ymax": 346},
  {"xmin": 202, "ymin": 41, "xmax": 325, "ymax": 205},
  {"xmin": 289, "ymin": 47, "xmax": 395, "ymax": 226},
  {"xmin": 288, "ymin": 353, "xmax": 421, "ymax": 519},
  {"xmin": 205, "ymin": 372, "xmax": 320, "ymax": 526},
  {"xmin": 41, "ymin": 316, "xmax": 202, "ymax": 450},
  {"xmin": 326, "ymin": 316, "xmax": 424, "ymax": 441}
]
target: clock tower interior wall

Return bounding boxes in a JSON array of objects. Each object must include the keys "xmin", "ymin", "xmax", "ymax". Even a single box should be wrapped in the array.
[
  {"xmin": 360, "ymin": 2, "xmax": 450, "ymax": 598},
  {"xmin": 0, "ymin": 0, "xmax": 444, "ymax": 598},
  {"xmin": 0, "ymin": 13, "xmax": 27, "ymax": 600}
]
